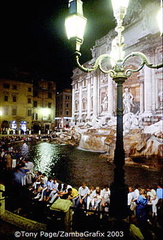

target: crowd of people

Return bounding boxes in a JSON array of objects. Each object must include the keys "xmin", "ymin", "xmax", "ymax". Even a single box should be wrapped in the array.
[
  {"xmin": 29, "ymin": 176, "xmax": 163, "ymax": 239},
  {"xmin": 0, "ymin": 135, "xmax": 163, "ymax": 239}
]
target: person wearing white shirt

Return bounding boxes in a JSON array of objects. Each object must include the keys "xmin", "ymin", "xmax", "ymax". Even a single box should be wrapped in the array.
[
  {"xmin": 101, "ymin": 185, "xmax": 111, "ymax": 212},
  {"xmin": 76, "ymin": 182, "xmax": 90, "ymax": 209},
  {"xmin": 24, "ymin": 159, "xmax": 34, "ymax": 184},
  {"xmin": 128, "ymin": 186, "xmax": 137, "ymax": 213},
  {"xmin": 87, "ymin": 186, "xmax": 95, "ymax": 209},
  {"xmin": 33, "ymin": 173, "xmax": 47, "ymax": 199},
  {"xmin": 147, "ymin": 187, "xmax": 158, "ymax": 217},
  {"xmin": 40, "ymin": 177, "xmax": 54, "ymax": 201},
  {"xmin": 133, "ymin": 184, "xmax": 140, "ymax": 200},
  {"xmin": 90, "ymin": 186, "xmax": 102, "ymax": 211}
]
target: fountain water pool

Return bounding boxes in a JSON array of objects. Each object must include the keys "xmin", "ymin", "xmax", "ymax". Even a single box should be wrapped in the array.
[{"xmin": 21, "ymin": 142, "xmax": 162, "ymax": 189}]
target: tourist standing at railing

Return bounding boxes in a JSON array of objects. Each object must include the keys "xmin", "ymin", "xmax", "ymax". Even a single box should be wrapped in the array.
[
  {"xmin": 23, "ymin": 158, "xmax": 34, "ymax": 185},
  {"xmin": 133, "ymin": 184, "xmax": 140, "ymax": 205},
  {"xmin": 156, "ymin": 181, "xmax": 163, "ymax": 228},
  {"xmin": 156, "ymin": 182, "xmax": 163, "ymax": 200},
  {"xmin": 12, "ymin": 166, "xmax": 24, "ymax": 186},
  {"xmin": 146, "ymin": 186, "xmax": 158, "ymax": 219},
  {"xmin": 135, "ymin": 188, "xmax": 148, "ymax": 226},
  {"xmin": 19, "ymin": 165, "xmax": 30, "ymax": 186},
  {"xmin": 127, "ymin": 186, "xmax": 137, "ymax": 215},
  {"xmin": 0, "ymin": 149, "xmax": 6, "ymax": 159},
  {"xmin": 5, "ymin": 151, "xmax": 12, "ymax": 171}
]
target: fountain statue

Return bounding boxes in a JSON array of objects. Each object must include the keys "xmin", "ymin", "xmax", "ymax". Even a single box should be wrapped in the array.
[{"xmin": 123, "ymin": 88, "xmax": 134, "ymax": 114}]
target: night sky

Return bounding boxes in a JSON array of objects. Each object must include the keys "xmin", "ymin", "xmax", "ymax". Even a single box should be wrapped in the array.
[{"xmin": 0, "ymin": 0, "xmax": 115, "ymax": 90}]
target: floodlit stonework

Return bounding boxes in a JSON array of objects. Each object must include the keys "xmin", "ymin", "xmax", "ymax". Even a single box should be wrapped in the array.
[{"xmin": 71, "ymin": 0, "xmax": 163, "ymax": 129}]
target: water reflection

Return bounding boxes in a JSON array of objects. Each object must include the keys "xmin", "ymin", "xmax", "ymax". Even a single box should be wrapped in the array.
[
  {"xmin": 30, "ymin": 142, "xmax": 61, "ymax": 175},
  {"xmin": 26, "ymin": 142, "xmax": 162, "ymax": 189}
]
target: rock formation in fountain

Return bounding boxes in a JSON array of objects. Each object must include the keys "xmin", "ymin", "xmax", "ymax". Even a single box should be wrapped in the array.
[
  {"xmin": 53, "ymin": 88, "xmax": 162, "ymax": 158},
  {"xmin": 74, "ymin": 89, "xmax": 162, "ymax": 158},
  {"xmin": 75, "ymin": 115, "xmax": 163, "ymax": 158},
  {"xmin": 52, "ymin": 118, "xmax": 162, "ymax": 159},
  {"xmin": 124, "ymin": 128, "xmax": 163, "ymax": 158}
]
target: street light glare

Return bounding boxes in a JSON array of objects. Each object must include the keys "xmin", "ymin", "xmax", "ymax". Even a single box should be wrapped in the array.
[
  {"xmin": 42, "ymin": 108, "xmax": 51, "ymax": 116},
  {"xmin": 65, "ymin": 0, "xmax": 87, "ymax": 52},
  {"xmin": 111, "ymin": 0, "xmax": 129, "ymax": 14},
  {"xmin": 65, "ymin": 15, "xmax": 87, "ymax": 41},
  {"xmin": 110, "ymin": 38, "xmax": 125, "ymax": 66}
]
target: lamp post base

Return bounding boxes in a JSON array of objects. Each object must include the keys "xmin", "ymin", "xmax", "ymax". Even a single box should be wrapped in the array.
[{"xmin": 109, "ymin": 181, "xmax": 129, "ymax": 219}]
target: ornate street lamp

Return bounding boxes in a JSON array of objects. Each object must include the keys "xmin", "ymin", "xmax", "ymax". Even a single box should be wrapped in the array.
[{"xmin": 65, "ymin": 0, "xmax": 163, "ymax": 219}]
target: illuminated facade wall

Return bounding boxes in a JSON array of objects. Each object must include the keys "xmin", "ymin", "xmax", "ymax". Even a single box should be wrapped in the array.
[
  {"xmin": 71, "ymin": 0, "xmax": 163, "ymax": 126},
  {"xmin": 55, "ymin": 89, "xmax": 72, "ymax": 128},
  {"xmin": 0, "ymin": 78, "xmax": 33, "ymax": 132},
  {"xmin": 33, "ymin": 79, "xmax": 56, "ymax": 132},
  {"xmin": 0, "ymin": 78, "xmax": 56, "ymax": 133}
]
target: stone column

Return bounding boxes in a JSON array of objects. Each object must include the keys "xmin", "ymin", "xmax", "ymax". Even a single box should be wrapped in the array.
[
  {"xmin": 93, "ymin": 72, "xmax": 98, "ymax": 117},
  {"xmin": 107, "ymin": 74, "xmax": 113, "ymax": 116},
  {"xmin": 143, "ymin": 67, "xmax": 152, "ymax": 116},
  {"xmin": 87, "ymin": 76, "xmax": 91, "ymax": 120},
  {"xmin": 78, "ymin": 80, "xmax": 83, "ymax": 122},
  {"xmin": 151, "ymin": 69, "xmax": 156, "ymax": 112},
  {"xmin": 155, "ymin": 71, "xmax": 159, "ymax": 110},
  {"xmin": 139, "ymin": 72, "xmax": 144, "ymax": 113},
  {"xmin": 156, "ymin": 69, "xmax": 163, "ymax": 111},
  {"xmin": 71, "ymin": 83, "xmax": 75, "ymax": 125}
]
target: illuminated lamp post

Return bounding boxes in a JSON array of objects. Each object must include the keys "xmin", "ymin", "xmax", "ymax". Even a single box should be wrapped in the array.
[{"xmin": 65, "ymin": 0, "xmax": 163, "ymax": 219}]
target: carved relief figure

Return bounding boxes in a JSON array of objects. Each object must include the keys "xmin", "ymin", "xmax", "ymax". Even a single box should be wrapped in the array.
[{"xmin": 158, "ymin": 90, "xmax": 163, "ymax": 109}]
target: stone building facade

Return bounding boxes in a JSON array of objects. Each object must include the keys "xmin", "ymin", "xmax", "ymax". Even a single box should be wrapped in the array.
[
  {"xmin": 0, "ymin": 78, "xmax": 56, "ymax": 133},
  {"xmin": 32, "ymin": 79, "xmax": 56, "ymax": 133},
  {"xmin": 55, "ymin": 89, "xmax": 72, "ymax": 128},
  {"xmin": 71, "ymin": 0, "xmax": 163, "ymax": 128},
  {"xmin": 0, "ymin": 78, "xmax": 33, "ymax": 133}
]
